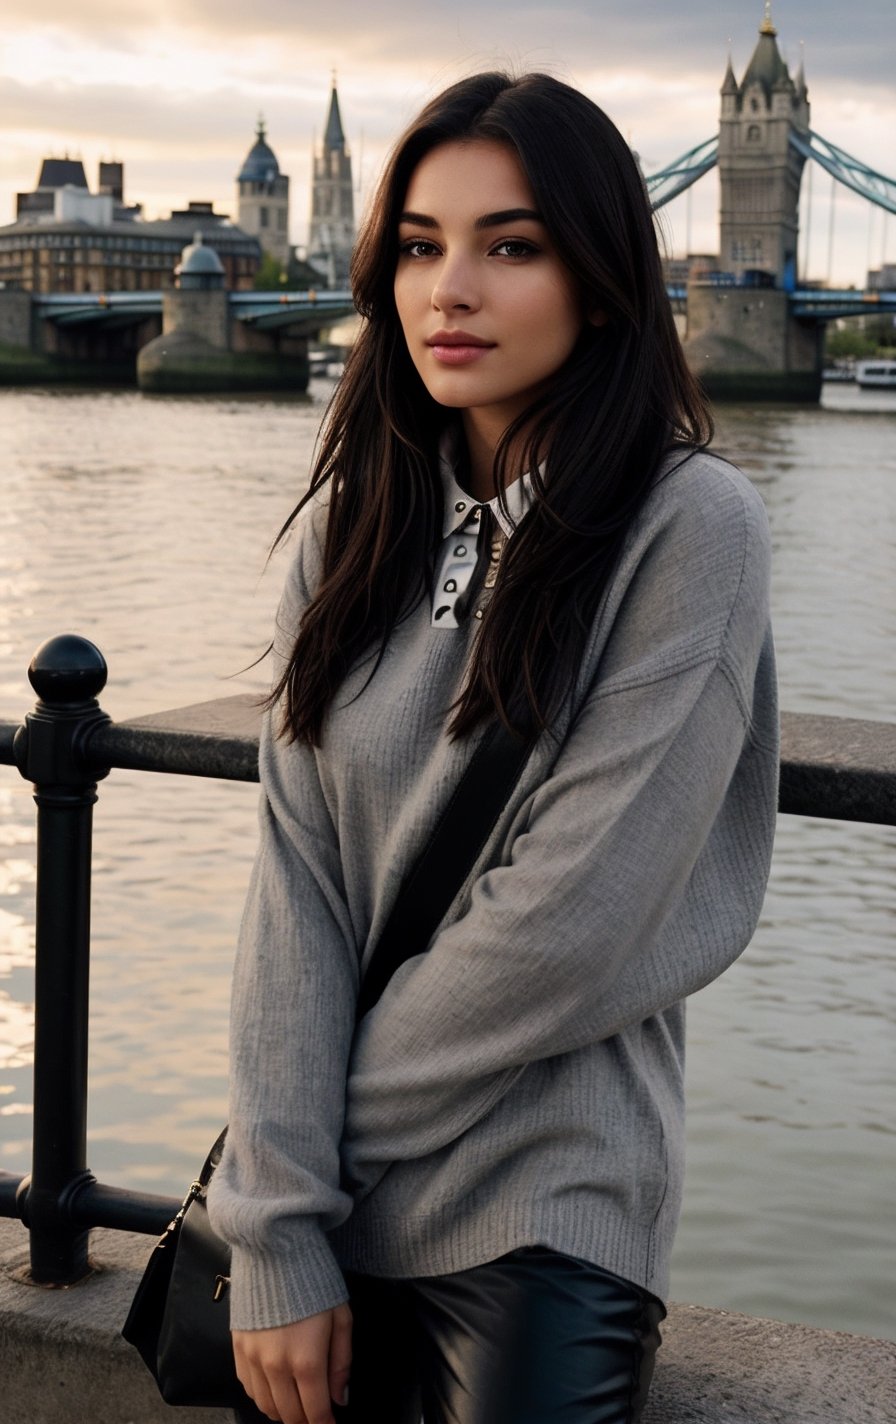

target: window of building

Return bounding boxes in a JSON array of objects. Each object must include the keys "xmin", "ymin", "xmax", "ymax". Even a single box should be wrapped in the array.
[
  {"xmin": 731, "ymin": 238, "xmax": 763, "ymax": 263},
  {"xmin": 259, "ymin": 206, "xmax": 269, "ymax": 227}
]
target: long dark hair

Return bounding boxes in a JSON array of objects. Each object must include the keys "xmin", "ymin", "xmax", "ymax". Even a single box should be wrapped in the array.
[{"xmin": 273, "ymin": 71, "xmax": 711, "ymax": 745}]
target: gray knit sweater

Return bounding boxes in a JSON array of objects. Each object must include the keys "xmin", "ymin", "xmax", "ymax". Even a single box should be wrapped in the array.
[{"xmin": 207, "ymin": 448, "xmax": 778, "ymax": 1331}]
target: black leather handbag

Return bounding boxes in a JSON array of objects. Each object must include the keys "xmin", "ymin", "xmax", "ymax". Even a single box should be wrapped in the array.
[
  {"xmin": 123, "ymin": 1128, "xmax": 238, "ymax": 1406},
  {"xmin": 122, "ymin": 722, "xmax": 528, "ymax": 1407}
]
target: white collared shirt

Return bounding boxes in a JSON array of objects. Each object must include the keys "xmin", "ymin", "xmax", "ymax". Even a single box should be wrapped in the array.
[{"xmin": 432, "ymin": 435, "xmax": 533, "ymax": 628}]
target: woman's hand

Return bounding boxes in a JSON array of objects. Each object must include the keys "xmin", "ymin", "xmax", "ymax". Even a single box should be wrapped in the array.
[{"xmin": 233, "ymin": 1305, "xmax": 353, "ymax": 1424}]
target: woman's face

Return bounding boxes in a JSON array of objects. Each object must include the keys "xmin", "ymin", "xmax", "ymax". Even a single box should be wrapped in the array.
[{"xmin": 393, "ymin": 139, "xmax": 586, "ymax": 442}]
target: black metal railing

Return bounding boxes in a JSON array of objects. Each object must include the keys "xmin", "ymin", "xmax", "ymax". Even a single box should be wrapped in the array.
[{"xmin": 0, "ymin": 633, "xmax": 894, "ymax": 1286}]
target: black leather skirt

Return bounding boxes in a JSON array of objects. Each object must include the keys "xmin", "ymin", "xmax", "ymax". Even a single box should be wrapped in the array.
[{"xmin": 238, "ymin": 1246, "xmax": 664, "ymax": 1424}]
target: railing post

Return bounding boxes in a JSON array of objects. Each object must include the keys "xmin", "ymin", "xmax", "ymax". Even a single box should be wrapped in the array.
[{"xmin": 12, "ymin": 634, "xmax": 111, "ymax": 1283}]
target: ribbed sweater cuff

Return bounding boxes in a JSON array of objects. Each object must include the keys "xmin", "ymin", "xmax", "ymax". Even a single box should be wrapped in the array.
[{"xmin": 228, "ymin": 1225, "xmax": 349, "ymax": 1331}]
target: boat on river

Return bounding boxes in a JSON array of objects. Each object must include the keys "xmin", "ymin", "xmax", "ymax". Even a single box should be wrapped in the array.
[{"xmin": 855, "ymin": 359, "xmax": 896, "ymax": 389}]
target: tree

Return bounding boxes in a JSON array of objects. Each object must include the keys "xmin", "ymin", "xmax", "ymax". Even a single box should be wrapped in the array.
[
  {"xmin": 824, "ymin": 325, "xmax": 876, "ymax": 361},
  {"xmin": 254, "ymin": 253, "xmax": 286, "ymax": 290},
  {"xmin": 824, "ymin": 314, "xmax": 896, "ymax": 361}
]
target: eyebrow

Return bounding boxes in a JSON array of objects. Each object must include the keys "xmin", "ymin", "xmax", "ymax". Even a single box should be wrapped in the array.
[{"xmin": 398, "ymin": 207, "xmax": 543, "ymax": 231}]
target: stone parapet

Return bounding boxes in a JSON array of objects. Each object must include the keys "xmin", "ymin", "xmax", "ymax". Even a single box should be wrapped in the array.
[
  {"xmin": 1, "ymin": 1219, "xmax": 229, "ymax": 1424},
  {"xmin": 1, "ymin": 1218, "xmax": 893, "ymax": 1424}
]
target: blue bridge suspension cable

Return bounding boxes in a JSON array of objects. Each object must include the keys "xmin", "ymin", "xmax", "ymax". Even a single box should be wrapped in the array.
[
  {"xmin": 789, "ymin": 130, "xmax": 896, "ymax": 216},
  {"xmin": 644, "ymin": 136, "xmax": 718, "ymax": 211},
  {"xmin": 644, "ymin": 129, "xmax": 896, "ymax": 219}
]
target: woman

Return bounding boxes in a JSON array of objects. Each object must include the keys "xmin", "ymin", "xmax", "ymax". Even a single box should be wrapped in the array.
[{"xmin": 208, "ymin": 72, "xmax": 778, "ymax": 1424}]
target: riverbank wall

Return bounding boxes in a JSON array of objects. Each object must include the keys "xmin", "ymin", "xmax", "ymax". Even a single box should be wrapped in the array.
[
  {"xmin": 0, "ymin": 341, "xmax": 137, "ymax": 386},
  {"xmin": 1, "ymin": 1217, "xmax": 893, "ymax": 1424}
]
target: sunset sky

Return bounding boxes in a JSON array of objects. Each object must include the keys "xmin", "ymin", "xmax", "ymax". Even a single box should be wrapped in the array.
[{"xmin": 1, "ymin": 0, "xmax": 893, "ymax": 287}]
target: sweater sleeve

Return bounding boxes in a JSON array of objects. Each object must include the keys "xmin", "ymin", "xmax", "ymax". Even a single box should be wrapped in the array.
[
  {"xmin": 340, "ymin": 469, "xmax": 778, "ymax": 1195},
  {"xmin": 207, "ymin": 501, "xmax": 359, "ymax": 1331}
]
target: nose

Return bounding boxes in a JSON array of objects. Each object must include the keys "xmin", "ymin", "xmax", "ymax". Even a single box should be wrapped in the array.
[{"xmin": 431, "ymin": 252, "xmax": 480, "ymax": 314}]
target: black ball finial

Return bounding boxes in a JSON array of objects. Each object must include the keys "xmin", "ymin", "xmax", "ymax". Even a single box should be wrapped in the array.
[{"xmin": 28, "ymin": 635, "xmax": 108, "ymax": 705}]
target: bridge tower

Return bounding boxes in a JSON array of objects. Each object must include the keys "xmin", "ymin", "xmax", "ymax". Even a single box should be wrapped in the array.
[
  {"xmin": 307, "ymin": 79, "xmax": 355, "ymax": 289},
  {"xmin": 683, "ymin": 4, "xmax": 823, "ymax": 401},
  {"xmin": 718, "ymin": 2, "xmax": 810, "ymax": 289}
]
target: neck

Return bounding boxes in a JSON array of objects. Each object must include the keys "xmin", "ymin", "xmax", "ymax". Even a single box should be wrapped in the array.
[
  {"xmin": 461, "ymin": 409, "xmax": 533, "ymax": 501},
  {"xmin": 460, "ymin": 415, "xmax": 499, "ymax": 500}
]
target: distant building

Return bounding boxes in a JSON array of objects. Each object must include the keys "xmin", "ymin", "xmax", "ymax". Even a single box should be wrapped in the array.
[
  {"xmin": 17, "ymin": 158, "xmax": 86, "ymax": 219},
  {"xmin": 98, "ymin": 160, "xmax": 125, "ymax": 202},
  {"xmin": 236, "ymin": 118, "xmax": 291, "ymax": 268},
  {"xmin": 1, "ymin": 158, "xmax": 260, "ymax": 293},
  {"xmin": 307, "ymin": 81, "xmax": 355, "ymax": 289},
  {"xmin": 16, "ymin": 157, "xmax": 141, "ymax": 223},
  {"xmin": 662, "ymin": 254, "xmax": 720, "ymax": 285},
  {"xmin": 867, "ymin": 262, "xmax": 896, "ymax": 291}
]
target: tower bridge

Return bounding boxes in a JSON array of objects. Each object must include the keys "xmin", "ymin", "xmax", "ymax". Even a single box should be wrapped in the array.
[
  {"xmin": 1, "ymin": 5, "xmax": 893, "ymax": 398},
  {"xmin": 644, "ymin": 2, "xmax": 895, "ymax": 398}
]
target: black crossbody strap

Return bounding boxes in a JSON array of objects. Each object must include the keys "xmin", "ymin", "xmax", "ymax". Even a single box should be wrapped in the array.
[
  {"xmin": 356, "ymin": 722, "xmax": 530, "ymax": 1021},
  {"xmin": 189, "ymin": 729, "xmax": 528, "ymax": 1171}
]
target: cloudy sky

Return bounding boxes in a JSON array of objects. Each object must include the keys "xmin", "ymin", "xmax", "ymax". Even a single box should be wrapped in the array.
[{"xmin": 1, "ymin": 0, "xmax": 893, "ymax": 285}]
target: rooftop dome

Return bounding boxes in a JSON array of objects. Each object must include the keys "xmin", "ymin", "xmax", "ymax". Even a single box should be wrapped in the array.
[
  {"xmin": 177, "ymin": 232, "xmax": 225, "ymax": 274},
  {"xmin": 238, "ymin": 118, "xmax": 281, "ymax": 183},
  {"xmin": 175, "ymin": 231, "xmax": 226, "ymax": 288}
]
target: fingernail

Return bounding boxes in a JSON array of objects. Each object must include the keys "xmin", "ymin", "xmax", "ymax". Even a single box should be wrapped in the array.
[{"xmin": 342, "ymin": 1385, "xmax": 350, "ymax": 1406}]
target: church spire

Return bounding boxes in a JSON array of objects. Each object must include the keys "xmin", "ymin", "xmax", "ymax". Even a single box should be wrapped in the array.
[
  {"xmin": 324, "ymin": 80, "xmax": 346, "ymax": 152},
  {"xmin": 309, "ymin": 78, "xmax": 355, "ymax": 287}
]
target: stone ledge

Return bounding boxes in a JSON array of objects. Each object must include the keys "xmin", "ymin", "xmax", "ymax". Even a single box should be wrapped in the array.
[
  {"xmin": 2, "ymin": 1218, "xmax": 894, "ymax": 1423},
  {"xmin": 641, "ymin": 1303, "xmax": 895, "ymax": 1424},
  {"xmin": 3, "ymin": 701, "xmax": 896, "ymax": 822},
  {"xmin": 1, "ymin": 1219, "xmax": 229, "ymax": 1424}
]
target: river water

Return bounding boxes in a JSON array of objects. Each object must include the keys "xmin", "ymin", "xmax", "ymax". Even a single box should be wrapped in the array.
[{"xmin": 0, "ymin": 381, "xmax": 894, "ymax": 1341}]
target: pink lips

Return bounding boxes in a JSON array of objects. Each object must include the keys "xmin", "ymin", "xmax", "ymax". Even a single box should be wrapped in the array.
[{"xmin": 427, "ymin": 330, "xmax": 496, "ymax": 366}]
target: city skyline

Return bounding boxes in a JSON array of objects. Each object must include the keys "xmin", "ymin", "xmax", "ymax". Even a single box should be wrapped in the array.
[{"xmin": 1, "ymin": 0, "xmax": 893, "ymax": 287}]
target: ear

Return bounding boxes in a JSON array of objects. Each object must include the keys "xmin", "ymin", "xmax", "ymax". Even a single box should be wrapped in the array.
[{"xmin": 587, "ymin": 308, "xmax": 609, "ymax": 328}]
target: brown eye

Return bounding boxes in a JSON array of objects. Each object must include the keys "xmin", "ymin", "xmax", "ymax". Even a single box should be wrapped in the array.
[
  {"xmin": 399, "ymin": 239, "xmax": 440, "ymax": 258},
  {"xmin": 490, "ymin": 239, "xmax": 538, "ymax": 258}
]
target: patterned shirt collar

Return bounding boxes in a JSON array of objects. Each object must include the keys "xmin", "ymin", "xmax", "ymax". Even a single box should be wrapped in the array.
[{"xmin": 438, "ymin": 427, "xmax": 534, "ymax": 540}]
